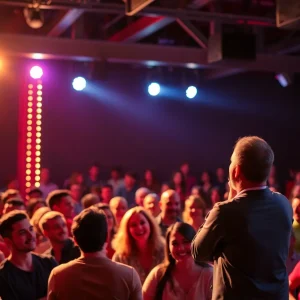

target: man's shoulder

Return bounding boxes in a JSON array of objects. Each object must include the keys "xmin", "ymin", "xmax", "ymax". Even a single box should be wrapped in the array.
[{"xmin": 32, "ymin": 253, "xmax": 58, "ymax": 269}]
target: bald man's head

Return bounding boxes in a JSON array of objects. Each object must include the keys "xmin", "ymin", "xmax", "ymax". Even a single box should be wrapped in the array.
[
  {"xmin": 135, "ymin": 187, "xmax": 150, "ymax": 206},
  {"xmin": 160, "ymin": 189, "xmax": 181, "ymax": 220}
]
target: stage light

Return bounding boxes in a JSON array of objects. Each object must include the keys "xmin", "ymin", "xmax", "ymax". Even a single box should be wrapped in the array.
[
  {"xmin": 24, "ymin": 7, "xmax": 44, "ymax": 29},
  {"xmin": 275, "ymin": 73, "xmax": 293, "ymax": 87},
  {"xmin": 35, "ymin": 182, "xmax": 40, "ymax": 187},
  {"xmin": 32, "ymin": 53, "xmax": 43, "ymax": 60},
  {"xmin": 26, "ymin": 182, "xmax": 31, "ymax": 188},
  {"xmin": 186, "ymin": 86, "xmax": 197, "ymax": 99},
  {"xmin": 148, "ymin": 82, "xmax": 160, "ymax": 96},
  {"xmin": 30, "ymin": 66, "xmax": 43, "ymax": 79},
  {"xmin": 72, "ymin": 77, "xmax": 86, "ymax": 91}
]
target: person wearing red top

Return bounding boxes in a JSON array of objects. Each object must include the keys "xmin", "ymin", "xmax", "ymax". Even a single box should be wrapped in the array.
[{"xmin": 289, "ymin": 261, "xmax": 300, "ymax": 299}]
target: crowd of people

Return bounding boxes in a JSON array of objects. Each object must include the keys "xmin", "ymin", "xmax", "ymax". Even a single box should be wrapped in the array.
[{"xmin": 0, "ymin": 136, "xmax": 299, "ymax": 299}]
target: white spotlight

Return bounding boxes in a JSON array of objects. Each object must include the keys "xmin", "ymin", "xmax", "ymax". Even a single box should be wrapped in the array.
[
  {"xmin": 186, "ymin": 86, "xmax": 197, "ymax": 99},
  {"xmin": 148, "ymin": 82, "xmax": 160, "ymax": 96}
]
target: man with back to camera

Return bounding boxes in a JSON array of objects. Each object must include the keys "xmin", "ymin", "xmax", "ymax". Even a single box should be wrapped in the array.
[
  {"xmin": 192, "ymin": 136, "xmax": 293, "ymax": 300},
  {"xmin": 0, "ymin": 210, "xmax": 57, "ymax": 300},
  {"xmin": 47, "ymin": 207, "xmax": 142, "ymax": 299}
]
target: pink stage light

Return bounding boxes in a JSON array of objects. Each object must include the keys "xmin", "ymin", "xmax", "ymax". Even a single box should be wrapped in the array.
[{"xmin": 30, "ymin": 66, "xmax": 43, "ymax": 79}]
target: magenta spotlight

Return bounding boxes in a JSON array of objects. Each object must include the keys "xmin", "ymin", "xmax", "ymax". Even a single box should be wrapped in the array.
[{"xmin": 30, "ymin": 66, "xmax": 43, "ymax": 79}]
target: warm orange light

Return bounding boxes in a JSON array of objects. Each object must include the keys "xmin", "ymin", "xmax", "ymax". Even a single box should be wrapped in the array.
[
  {"xmin": 37, "ymin": 108, "xmax": 42, "ymax": 114},
  {"xmin": 37, "ymin": 84, "xmax": 43, "ymax": 90},
  {"xmin": 28, "ymin": 90, "xmax": 33, "ymax": 95},
  {"xmin": 26, "ymin": 182, "xmax": 31, "ymax": 188},
  {"xmin": 36, "ymin": 126, "xmax": 41, "ymax": 132},
  {"xmin": 36, "ymin": 145, "xmax": 41, "ymax": 150},
  {"xmin": 26, "ymin": 157, "xmax": 31, "ymax": 162},
  {"xmin": 37, "ymin": 96, "xmax": 42, "ymax": 102},
  {"xmin": 37, "ymin": 102, "xmax": 42, "ymax": 108},
  {"xmin": 36, "ymin": 157, "xmax": 41, "ymax": 163},
  {"xmin": 35, "ymin": 151, "xmax": 41, "ymax": 156},
  {"xmin": 35, "ymin": 169, "xmax": 40, "ymax": 175},
  {"xmin": 27, "ymin": 108, "xmax": 33, "ymax": 114},
  {"xmin": 35, "ymin": 163, "xmax": 41, "ymax": 168},
  {"xmin": 27, "ymin": 114, "xmax": 32, "ymax": 119},
  {"xmin": 26, "ymin": 151, "xmax": 31, "ymax": 156},
  {"xmin": 27, "ymin": 132, "xmax": 32, "ymax": 138},
  {"xmin": 26, "ymin": 176, "xmax": 31, "ymax": 181},
  {"xmin": 35, "ymin": 182, "xmax": 40, "ymax": 187},
  {"xmin": 26, "ymin": 138, "xmax": 32, "ymax": 144},
  {"xmin": 27, "ymin": 126, "xmax": 32, "ymax": 131},
  {"xmin": 35, "ymin": 176, "xmax": 40, "ymax": 181},
  {"xmin": 36, "ymin": 132, "xmax": 41, "ymax": 138},
  {"xmin": 36, "ymin": 115, "xmax": 41, "ymax": 120},
  {"xmin": 26, "ymin": 163, "xmax": 31, "ymax": 168},
  {"xmin": 36, "ymin": 120, "xmax": 42, "ymax": 126},
  {"xmin": 28, "ymin": 96, "xmax": 33, "ymax": 101},
  {"xmin": 26, "ymin": 145, "xmax": 31, "ymax": 150},
  {"xmin": 27, "ymin": 120, "xmax": 33, "ymax": 125},
  {"xmin": 28, "ymin": 102, "xmax": 33, "ymax": 107},
  {"xmin": 28, "ymin": 84, "xmax": 33, "ymax": 89},
  {"xmin": 36, "ymin": 138, "xmax": 41, "ymax": 144},
  {"xmin": 26, "ymin": 169, "xmax": 31, "ymax": 175},
  {"xmin": 37, "ymin": 91, "xmax": 42, "ymax": 96}
]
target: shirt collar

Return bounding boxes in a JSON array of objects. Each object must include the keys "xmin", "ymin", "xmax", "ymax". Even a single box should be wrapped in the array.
[{"xmin": 236, "ymin": 186, "xmax": 268, "ymax": 198}]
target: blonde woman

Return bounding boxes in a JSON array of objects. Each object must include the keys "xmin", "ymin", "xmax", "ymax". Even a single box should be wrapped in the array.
[
  {"xmin": 112, "ymin": 207, "xmax": 165, "ymax": 283},
  {"xmin": 182, "ymin": 196, "xmax": 206, "ymax": 232},
  {"xmin": 109, "ymin": 196, "xmax": 128, "ymax": 226}
]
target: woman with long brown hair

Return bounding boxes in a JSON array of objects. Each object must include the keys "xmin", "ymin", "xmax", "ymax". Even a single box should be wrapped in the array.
[
  {"xmin": 143, "ymin": 222, "xmax": 213, "ymax": 300},
  {"xmin": 112, "ymin": 207, "xmax": 164, "ymax": 283}
]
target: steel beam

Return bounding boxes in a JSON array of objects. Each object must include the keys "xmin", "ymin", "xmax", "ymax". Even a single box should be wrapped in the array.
[
  {"xmin": 204, "ymin": 68, "xmax": 245, "ymax": 80},
  {"xmin": 109, "ymin": 16, "xmax": 174, "ymax": 42},
  {"xmin": 1, "ymin": 34, "xmax": 300, "ymax": 72},
  {"xmin": 0, "ymin": 2, "xmax": 276, "ymax": 27},
  {"xmin": 176, "ymin": 19, "xmax": 208, "ymax": 48},
  {"xmin": 190, "ymin": 0, "xmax": 215, "ymax": 9},
  {"xmin": 47, "ymin": 9, "xmax": 84, "ymax": 37}
]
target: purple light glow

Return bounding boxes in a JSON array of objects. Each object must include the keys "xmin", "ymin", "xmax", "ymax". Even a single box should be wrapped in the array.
[{"xmin": 30, "ymin": 66, "xmax": 43, "ymax": 79}]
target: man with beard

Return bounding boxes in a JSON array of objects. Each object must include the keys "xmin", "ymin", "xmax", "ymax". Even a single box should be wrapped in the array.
[
  {"xmin": 0, "ymin": 210, "xmax": 57, "ymax": 300},
  {"xmin": 40, "ymin": 211, "xmax": 80, "ymax": 264},
  {"xmin": 156, "ymin": 190, "xmax": 181, "ymax": 236},
  {"xmin": 192, "ymin": 136, "xmax": 292, "ymax": 300}
]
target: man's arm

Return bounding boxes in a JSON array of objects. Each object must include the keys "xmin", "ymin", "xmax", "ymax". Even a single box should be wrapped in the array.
[
  {"xmin": 191, "ymin": 203, "xmax": 224, "ymax": 262},
  {"xmin": 289, "ymin": 261, "xmax": 300, "ymax": 300},
  {"xmin": 130, "ymin": 268, "xmax": 142, "ymax": 300},
  {"xmin": 47, "ymin": 270, "xmax": 57, "ymax": 300}
]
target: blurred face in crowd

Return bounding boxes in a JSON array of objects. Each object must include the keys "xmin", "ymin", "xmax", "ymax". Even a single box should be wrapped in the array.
[
  {"xmin": 191, "ymin": 186, "xmax": 201, "ymax": 197},
  {"xmin": 269, "ymin": 165, "xmax": 276, "ymax": 178},
  {"xmin": 75, "ymin": 173, "xmax": 84, "ymax": 185},
  {"xmin": 292, "ymin": 198, "xmax": 300, "ymax": 224},
  {"xmin": 70, "ymin": 184, "xmax": 82, "ymax": 202},
  {"xmin": 211, "ymin": 189, "xmax": 221, "ymax": 205},
  {"xmin": 110, "ymin": 199, "xmax": 127, "ymax": 224},
  {"xmin": 102, "ymin": 208, "xmax": 114, "ymax": 234},
  {"xmin": 296, "ymin": 172, "xmax": 300, "ymax": 183},
  {"xmin": 111, "ymin": 170, "xmax": 120, "ymax": 181},
  {"xmin": 41, "ymin": 168, "xmax": 50, "ymax": 184},
  {"xmin": 160, "ymin": 191, "xmax": 181, "ymax": 220},
  {"xmin": 201, "ymin": 172, "xmax": 210, "ymax": 184},
  {"xmin": 5, "ymin": 218, "xmax": 36, "ymax": 252},
  {"xmin": 185, "ymin": 199, "xmax": 204, "ymax": 222},
  {"xmin": 161, "ymin": 183, "xmax": 170, "ymax": 194},
  {"xmin": 124, "ymin": 175, "xmax": 136, "ymax": 189},
  {"xmin": 135, "ymin": 188, "xmax": 150, "ymax": 206},
  {"xmin": 180, "ymin": 163, "xmax": 189, "ymax": 176},
  {"xmin": 173, "ymin": 172, "xmax": 183, "ymax": 186},
  {"xmin": 144, "ymin": 170, "xmax": 153, "ymax": 182},
  {"xmin": 3, "ymin": 202, "xmax": 26, "ymax": 215},
  {"xmin": 128, "ymin": 212, "xmax": 150, "ymax": 243},
  {"xmin": 101, "ymin": 187, "xmax": 113, "ymax": 204},
  {"xmin": 143, "ymin": 194, "xmax": 160, "ymax": 217},
  {"xmin": 44, "ymin": 216, "xmax": 68, "ymax": 244},
  {"xmin": 89, "ymin": 166, "xmax": 99, "ymax": 179},
  {"xmin": 216, "ymin": 168, "xmax": 225, "ymax": 180},
  {"xmin": 169, "ymin": 230, "xmax": 191, "ymax": 263},
  {"xmin": 54, "ymin": 196, "xmax": 74, "ymax": 219}
]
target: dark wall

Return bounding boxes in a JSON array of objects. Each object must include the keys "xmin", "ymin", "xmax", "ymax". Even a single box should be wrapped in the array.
[{"xmin": 0, "ymin": 60, "xmax": 299, "ymax": 186}]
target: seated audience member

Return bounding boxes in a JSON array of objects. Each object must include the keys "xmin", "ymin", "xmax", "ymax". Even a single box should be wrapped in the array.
[
  {"xmin": 287, "ymin": 231, "xmax": 300, "ymax": 275},
  {"xmin": 69, "ymin": 183, "xmax": 83, "ymax": 215},
  {"xmin": 47, "ymin": 208, "xmax": 142, "ymax": 300},
  {"xmin": 90, "ymin": 184, "xmax": 102, "ymax": 199},
  {"xmin": 1, "ymin": 189, "xmax": 21, "ymax": 205},
  {"xmin": 101, "ymin": 184, "xmax": 113, "ymax": 204},
  {"xmin": 27, "ymin": 187, "xmax": 43, "ymax": 200},
  {"xmin": 180, "ymin": 162, "xmax": 197, "ymax": 193},
  {"xmin": 199, "ymin": 171, "xmax": 213, "ymax": 208},
  {"xmin": 3, "ymin": 198, "xmax": 26, "ymax": 215},
  {"xmin": 86, "ymin": 163, "xmax": 102, "ymax": 189},
  {"xmin": 169, "ymin": 171, "xmax": 187, "ymax": 205},
  {"xmin": 143, "ymin": 222, "xmax": 213, "ymax": 300},
  {"xmin": 135, "ymin": 187, "xmax": 150, "ymax": 206},
  {"xmin": 291, "ymin": 185, "xmax": 300, "ymax": 202},
  {"xmin": 210, "ymin": 187, "xmax": 223, "ymax": 206},
  {"xmin": 40, "ymin": 211, "xmax": 80, "ymax": 264},
  {"xmin": 46, "ymin": 190, "xmax": 74, "ymax": 236},
  {"xmin": 289, "ymin": 259, "xmax": 300, "ymax": 300},
  {"xmin": 116, "ymin": 171, "xmax": 139, "ymax": 208},
  {"xmin": 182, "ymin": 196, "xmax": 206, "ymax": 232},
  {"xmin": 161, "ymin": 183, "xmax": 171, "ymax": 194},
  {"xmin": 143, "ymin": 193, "xmax": 161, "ymax": 218},
  {"xmin": 31, "ymin": 207, "xmax": 52, "ymax": 254},
  {"xmin": 113, "ymin": 207, "xmax": 164, "ymax": 283},
  {"xmin": 39, "ymin": 168, "xmax": 58, "ymax": 199},
  {"xmin": 27, "ymin": 198, "xmax": 47, "ymax": 218},
  {"xmin": 156, "ymin": 190, "xmax": 181, "ymax": 236},
  {"xmin": 141, "ymin": 169, "xmax": 161, "ymax": 194},
  {"xmin": 191, "ymin": 185, "xmax": 202, "ymax": 198},
  {"xmin": 108, "ymin": 167, "xmax": 124, "ymax": 195},
  {"xmin": 109, "ymin": 196, "xmax": 128, "ymax": 226},
  {"xmin": 63, "ymin": 171, "xmax": 85, "ymax": 190},
  {"xmin": 215, "ymin": 167, "xmax": 227, "ymax": 196},
  {"xmin": 292, "ymin": 197, "xmax": 300, "ymax": 253},
  {"xmin": 82, "ymin": 193, "xmax": 100, "ymax": 209},
  {"xmin": 95, "ymin": 203, "xmax": 117, "ymax": 259},
  {"xmin": 0, "ymin": 211, "xmax": 57, "ymax": 300}
]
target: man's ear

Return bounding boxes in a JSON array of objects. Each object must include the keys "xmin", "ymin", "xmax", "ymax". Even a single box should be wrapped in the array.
[
  {"xmin": 159, "ymin": 201, "xmax": 162, "ymax": 210},
  {"xmin": 233, "ymin": 165, "xmax": 241, "ymax": 181}
]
